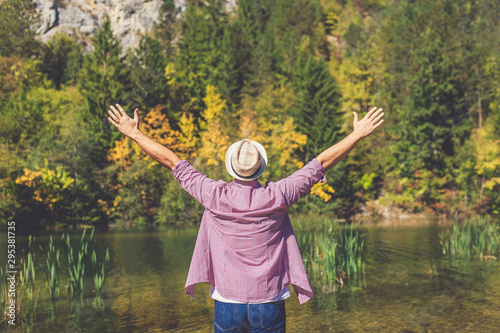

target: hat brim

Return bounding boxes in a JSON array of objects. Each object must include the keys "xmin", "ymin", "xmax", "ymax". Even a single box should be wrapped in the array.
[{"xmin": 225, "ymin": 140, "xmax": 267, "ymax": 181}]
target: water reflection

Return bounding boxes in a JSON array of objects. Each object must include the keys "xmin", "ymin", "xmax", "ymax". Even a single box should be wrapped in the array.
[{"xmin": 0, "ymin": 223, "xmax": 498, "ymax": 332}]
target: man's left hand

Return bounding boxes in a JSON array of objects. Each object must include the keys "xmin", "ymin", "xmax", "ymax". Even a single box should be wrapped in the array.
[{"xmin": 108, "ymin": 104, "xmax": 141, "ymax": 139}]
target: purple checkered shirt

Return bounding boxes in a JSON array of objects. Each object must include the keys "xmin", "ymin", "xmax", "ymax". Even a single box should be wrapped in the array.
[{"xmin": 172, "ymin": 158, "xmax": 326, "ymax": 304}]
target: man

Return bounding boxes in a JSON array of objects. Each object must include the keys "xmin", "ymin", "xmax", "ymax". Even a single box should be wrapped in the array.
[{"xmin": 108, "ymin": 104, "xmax": 384, "ymax": 332}]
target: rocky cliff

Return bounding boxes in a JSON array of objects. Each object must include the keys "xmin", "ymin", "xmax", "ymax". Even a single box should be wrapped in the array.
[{"xmin": 32, "ymin": 0, "xmax": 237, "ymax": 51}]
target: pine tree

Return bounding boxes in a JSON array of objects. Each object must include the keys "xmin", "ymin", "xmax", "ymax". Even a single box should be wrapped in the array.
[
  {"xmin": 292, "ymin": 39, "xmax": 343, "ymax": 162},
  {"xmin": 176, "ymin": 0, "xmax": 239, "ymax": 122},
  {"xmin": 128, "ymin": 34, "xmax": 171, "ymax": 112},
  {"xmin": 153, "ymin": 0, "xmax": 179, "ymax": 57},
  {"xmin": 380, "ymin": 0, "xmax": 476, "ymax": 178},
  {"xmin": 270, "ymin": 0, "xmax": 322, "ymax": 75},
  {"xmin": 40, "ymin": 32, "xmax": 83, "ymax": 89},
  {"xmin": 218, "ymin": 23, "xmax": 241, "ymax": 108},
  {"xmin": 234, "ymin": 0, "xmax": 272, "ymax": 96},
  {"xmin": 176, "ymin": 0, "xmax": 218, "ymax": 120},
  {"xmin": 78, "ymin": 16, "xmax": 131, "ymax": 154}
]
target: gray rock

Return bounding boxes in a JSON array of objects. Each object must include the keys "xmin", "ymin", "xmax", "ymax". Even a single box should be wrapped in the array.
[{"xmin": 32, "ymin": 0, "xmax": 239, "ymax": 52}]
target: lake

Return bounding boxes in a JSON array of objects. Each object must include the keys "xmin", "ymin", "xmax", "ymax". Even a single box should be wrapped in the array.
[{"xmin": 1, "ymin": 220, "xmax": 499, "ymax": 332}]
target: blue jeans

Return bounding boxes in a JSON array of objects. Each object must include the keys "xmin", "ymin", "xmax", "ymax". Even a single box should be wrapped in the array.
[{"xmin": 214, "ymin": 300, "xmax": 286, "ymax": 333}]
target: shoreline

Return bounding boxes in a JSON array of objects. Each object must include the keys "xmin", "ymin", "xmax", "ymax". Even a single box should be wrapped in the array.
[{"xmin": 352, "ymin": 199, "xmax": 482, "ymax": 226}]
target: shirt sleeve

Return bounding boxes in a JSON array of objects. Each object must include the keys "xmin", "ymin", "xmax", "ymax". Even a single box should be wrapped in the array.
[
  {"xmin": 273, "ymin": 158, "xmax": 326, "ymax": 207},
  {"xmin": 172, "ymin": 160, "xmax": 220, "ymax": 208}
]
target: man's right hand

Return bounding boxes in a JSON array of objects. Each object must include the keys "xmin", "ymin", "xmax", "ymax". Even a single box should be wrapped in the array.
[{"xmin": 352, "ymin": 106, "xmax": 384, "ymax": 139}]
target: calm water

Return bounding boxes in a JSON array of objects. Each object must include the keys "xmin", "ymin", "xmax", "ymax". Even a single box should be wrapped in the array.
[{"xmin": 1, "ymin": 221, "xmax": 499, "ymax": 332}]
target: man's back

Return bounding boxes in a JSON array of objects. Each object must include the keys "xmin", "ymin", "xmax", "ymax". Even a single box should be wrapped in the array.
[{"xmin": 173, "ymin": 158, "xmax": 326, "ymax": 303}]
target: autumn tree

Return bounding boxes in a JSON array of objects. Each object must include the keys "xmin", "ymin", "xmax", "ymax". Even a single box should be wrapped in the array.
[{"xmin": 197, "ymin": 85, "xmax": 231, "ymax": 179}]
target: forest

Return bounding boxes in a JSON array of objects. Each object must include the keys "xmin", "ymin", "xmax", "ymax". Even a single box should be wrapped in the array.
[{"xmin": 1, "ymin": 0, "xmax": 499, "ymax": 229}]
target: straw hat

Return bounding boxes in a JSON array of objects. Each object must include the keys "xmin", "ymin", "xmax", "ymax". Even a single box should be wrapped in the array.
[{"xmin": 225, "ymin": 139, "xmax": 267, "ymax": 181}]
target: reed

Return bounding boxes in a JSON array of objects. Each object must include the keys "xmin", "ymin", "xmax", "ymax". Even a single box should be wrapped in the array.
[
  {"xmin": 440, "ymin": 216, "xmax": 499, "ymax": 259},
  {"xmin": 65, "ymin": 228, "xmax": 94, "ymax": 296},
  {"xmin": 337, "ymin": 223, "xmax": 364, "ymax": 277},
  {"xmin": 296, "ymin": 218, "xmax": 365, "ymax": 291},
  {"xmin": 295, "ymin": 220, "xmax": 314, "ymax": 264},
  {"xmin": 19, "ymin": 235, "xmax": 40, "ymax": 326},
  {"xmin": 311, "ymin": 229, "xmax": 338, "ymax": 284},
  {"xmin": 39, "ymin": 235, "xmax": 61, "ymax": 299},
  {"xmin": 0, "ymin": 263, "xmax": 7, "ymax": 311},
  {"xmin": 91, "ymin": 247, "xmax": 110, "ymax": 297},
  {"xmin": 20, "ymin": 235, "xmax": 36, "ymax": 299}
]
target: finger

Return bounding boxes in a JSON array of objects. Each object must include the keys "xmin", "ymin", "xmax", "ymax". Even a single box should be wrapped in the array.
[
  {"xmin": 110, "ymin": 105, "xmax": 121, "ymax": 118},
  {"xmin": 373, "ymin": 119, "xmax": 384, "ymax": 128},
  {"xmin": 368, "ymin": 107, "xmax": 383, "ymax": 120},
  {"xmin": 353, "ymin": 111, "xmax": 358, "ymax": 123},
  {"xmin": 372, "ymin": 111, "xmax": 384, "ymax": 123},
  {"xmin": 133, "ymin": 108, "xmax": 139, "ymax": 122},
  {"xmin": 116, "ymin": 104, "xmax": 128, "ymax": 118},
  {"xmin": 108, "ymin": 117, "xmax": 119, "ymax": 127},
  {"xmin": 365, "ymin": 106, "xmax": 378, "ymax": 119},
  {"xmin": 108, "ymin": 109, "xmax": 120, "ymax": 122}
]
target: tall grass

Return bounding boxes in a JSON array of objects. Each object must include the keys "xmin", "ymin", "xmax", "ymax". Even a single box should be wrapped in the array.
[
  {"xmin": 64, "ymin": 228, "xmax": 94, "ymax": 296},
  {"xmin": 91, "ymin": 247, "xmax": 110, "ymax": 297},
  {"xmin": 0, "ymin": 263, "xmax": 7, "ymax": 312},
  {"xmin": 19, "ymin": 235, "xmax": 39, "ymax": 325},
  {"xmin": 20, "ymin": 235, "xmax": 36, "ymax": 299},
  {"xmin": 440, "ymin": 216, "xmax": 499, "ymax": 259},
  {"xmin": 296, "ymin": 218, "xmax": 365, "ymax": 292},
  {"xmin": 338, "ymin": 223, "xmax": 365, "ymax": 277},
  {"xmin": 39, "ymin": 235, "xmax": 62, "ymax": 299}
]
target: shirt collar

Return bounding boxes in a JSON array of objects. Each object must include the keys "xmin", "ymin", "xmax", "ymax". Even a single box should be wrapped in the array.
[{"xmin": 232, "ymin": 178, "xmax": 262, "ymax": 188}]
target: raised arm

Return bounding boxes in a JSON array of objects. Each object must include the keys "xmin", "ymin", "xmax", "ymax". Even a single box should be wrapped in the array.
[
  {"xmin": 316, "ymin": 106, "xmax": 384, "ymax": 171},
  {"xmin": 107, "ymin": 104, "xmax": 181, "ymax": 170}
]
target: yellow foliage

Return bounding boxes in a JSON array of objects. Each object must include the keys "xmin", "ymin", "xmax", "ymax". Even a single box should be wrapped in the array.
[
  {"xmin": 140, "ymin": 106, "xmax": 182, "ymax": 149},
  {"xmin": 202, "ymin": 85, "xmax": 226, "ymax": 122},
  {"xmin": 113, "ymin": 195, "xmax": 122, "ymax": 207},
  {"xmin": 15, "ymin": 168, "xmax": 43, "ymax": 187},
  {"xmin": 311, "ymin": 181, "xmax": 335, "ymax": 202},
  {"xmin": 272, "ymin": 118, "xmax": 307, "ymax": 168},
  {"xmin": 326, "ymin": 12, "xmax": 339, "ymax": 33},
  {"xmin": 484, "ymin": 177, "xmax": 500, "ymax": 191},
  {"xmin": 97, "ymin": 198, "xmax": 114, "ymax": 216},
  {"xmin": 178, "ymin": 112, "xmax": 198, "ymax": 160},
  {"xmin": 238, "ymin": 114, "xmax": 257, "ymax": 140},
  {"xmin": 164, "ymin": 63, "xmax": 177, "ymax": 87},
  {"xmin": 108, "ymin": 138, "xmax": 134, "ymax": 168},
  {"xmin": 484, "ymin": 57, "xmax": 500, "ymax": 115},
  {"xmin": 15, "ymin": 159, "xmax": 74, "ymax": 210},
  {"xmin": 473, "ymin": 124, "xmax": 500, "ymax": 190},
  {"xmin": 329, "ymin": 50, "xmax": 375, "ymax": 132},
  {"xmin": 199, "ymin": 85, "xmax": 231, "ymax": 167}
]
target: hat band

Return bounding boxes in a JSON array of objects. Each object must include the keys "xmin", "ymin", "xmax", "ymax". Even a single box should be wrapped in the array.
[{"xmin": 231, "ymin": 162, "xmax": 261, "ymax": 179}]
